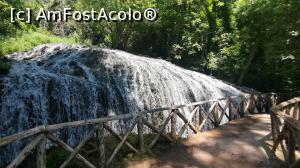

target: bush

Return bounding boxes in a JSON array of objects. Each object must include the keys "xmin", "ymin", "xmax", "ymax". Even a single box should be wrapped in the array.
[
  {"xmin": 0, "ymin": 57, "xmax": 10, "ymax": 75},
  {"xmin": 0, "ymin": 29, "xmax": 78, "ymax": 56},
  {"xmin": 0, "ymin": 29, "xmax": 78, "ymax": 74}
]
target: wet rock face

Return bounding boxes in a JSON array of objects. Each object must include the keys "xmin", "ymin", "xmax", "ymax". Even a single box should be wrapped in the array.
[{"xmin": 0, "ymin": 44, "xmax": 243, "ymax": 165}]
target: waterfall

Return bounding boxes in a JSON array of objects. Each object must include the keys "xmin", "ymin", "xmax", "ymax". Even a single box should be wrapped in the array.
[{"xmin": 0, "ymin": 44, "xmax": 243, "ymax": 165}]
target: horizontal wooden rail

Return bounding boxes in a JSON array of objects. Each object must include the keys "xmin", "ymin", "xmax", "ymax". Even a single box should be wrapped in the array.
[
  {"xmin": 0, "ymin": 92, "xmax": 296, "ymax": 168},
  {"xmin": 0, "ymin": 94, "xmax": 248, "ymax": 147}
]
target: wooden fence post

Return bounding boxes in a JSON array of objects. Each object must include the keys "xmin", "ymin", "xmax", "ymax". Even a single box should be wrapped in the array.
[
  {"xmin": 137, "ymin": 115, "xmax": 145, "ymax": 153},
  {"xmin": 287, "ymin": 125, "xmax": 296, "ymax": 165},
  {"xmin": 7, "ymin": 135, "xmax": 44, "ymax": 168},
  {"xmin": 265, "ymin": 95, "xmax": 272, "ymax": 113},
  {"xmin": 213, "ymin": 102, "xmax": 220, "ymax": 127},
  {"xmin": 171, "ymin": 109, "xmax": 177, "ymax": 140},
  {"xmin": 195, "ymin": 106, "xmax": 200, "ymax": 132},
  {"xmin": 256, "ymin": 95, "xmax": 263, "ymax": 113},
  {"xmin": 291, "ymin": 104, "xmax": 297, "ymax": 119},
  {"xmin": 96, "ymin": 123, "xmax": 106, "ymax": 168},
  {"xmin": 37, "ymin": 133, "xmax": 47, "ymax": 168},
  {"xmin": 248, "ymin": 95, "xmax": 254, "ymax": 113},
  {"xmin": 239, "ymin": 98, "xmax": 245, "ymax": 117},
  {"xmin": 270, "ymin": 113, "xmax": 277, "ymax": 144},
  {"xmin": 271, "ymin": 94, "xmax": 277, "ymax": 106},
  {"xmin": 295, "ymin": 102, "xmax": 300, "ymax": 120},
  {"xmin": 228, "ymin": 99, "xmax": 232, "ymax": 121}
]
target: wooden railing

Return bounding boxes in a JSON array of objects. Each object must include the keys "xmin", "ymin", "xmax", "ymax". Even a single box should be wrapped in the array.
[
  {"xmin": 0, "ymin": 93, "xmax": 285, "ymax": 168},
  {"xmin": 271, "ymin": 97, "xmax": 300, "ymax": 167}
]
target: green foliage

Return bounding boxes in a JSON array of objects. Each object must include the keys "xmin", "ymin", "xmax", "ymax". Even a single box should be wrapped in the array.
[
  {"xmin": 0, "ymin": 0, "xmax": 35, "ymax": 36},
  {"xmin": 0, "ymin": 28, "xmax": 77, "ymax": 74},
  {"xmin": 235, "ymin": 0, "xmax": 300, "ymax": 91},
  {"xmin": 76, "ymin": 0, "xmax": 157, "ymax": 49},
  {"xmin": 0, "ymin": 29, "xmax": 77, "ymax": 56},
  {"xmin": 0, "ymin": 0, "xmax": 17, "ymax": 36},
  {"xmin": 0, "ymin": 57, "xmax": 10, "ymax": 75}
]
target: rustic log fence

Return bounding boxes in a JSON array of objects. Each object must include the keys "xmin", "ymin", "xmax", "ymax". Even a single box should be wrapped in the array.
[
  {"xmin": 0, "ymin": 93, "xmax": 293, "ymax": 168},
  {"xmin": 271, "ymin": 97, "xmax": 300, "ymax": 167}
]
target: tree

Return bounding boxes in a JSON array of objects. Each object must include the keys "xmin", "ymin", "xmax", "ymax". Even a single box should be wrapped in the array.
[{"xmin": 235, "ymin": 0, "xmax": 300, "ymax": 91}]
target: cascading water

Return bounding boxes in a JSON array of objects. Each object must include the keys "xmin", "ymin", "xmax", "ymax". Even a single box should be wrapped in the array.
[{"xmin": 0, "ymin": 44, "xmax": 243, "ymax": 165}]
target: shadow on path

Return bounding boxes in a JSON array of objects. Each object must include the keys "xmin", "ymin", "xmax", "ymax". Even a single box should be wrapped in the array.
[{"xmin": 128, "ymin": 114, "xmax": 287, "ymax": 168}]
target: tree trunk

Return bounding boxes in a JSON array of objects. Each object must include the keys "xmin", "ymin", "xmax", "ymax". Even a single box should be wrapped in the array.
[
  {"xmin": 221, "ymin": 0, "xmax": 231, "ymax": 32},
  {"xmin": 238, "ymin": 46, "xmax": 257, "ymax": 85}
]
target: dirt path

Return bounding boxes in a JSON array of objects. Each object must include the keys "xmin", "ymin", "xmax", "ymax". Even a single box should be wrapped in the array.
[{"xmin": 127, "ymin": 114, "xmax": 287, "ymax": 168}]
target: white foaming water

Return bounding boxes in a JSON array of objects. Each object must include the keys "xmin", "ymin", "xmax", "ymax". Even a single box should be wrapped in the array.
[{"xmin": 0, "ymin": 44, "xmax": 243, "ymax": 165}]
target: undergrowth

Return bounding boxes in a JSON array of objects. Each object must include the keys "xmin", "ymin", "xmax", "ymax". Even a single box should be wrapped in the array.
[
  {"xmin": 18, "ymin": 134, "xmax": 180, "ymax": 168},
  {"xmin": 0, "ymin": 29, "xmax": 78, "ymax": 74}
]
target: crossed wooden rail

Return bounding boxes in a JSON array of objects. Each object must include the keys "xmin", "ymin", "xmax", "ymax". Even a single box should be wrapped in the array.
[
  {"xmin": 271, "ymin": 97, "xmax": 300, "ymax": 167},
  {"xmin": 0, "ymin": 93, "xmax": 281, "ymax": 168}
]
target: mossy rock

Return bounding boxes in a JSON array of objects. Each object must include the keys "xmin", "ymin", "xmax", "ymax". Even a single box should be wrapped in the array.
[{"xmin": 0, "ymin": 57, "xmax": 10, "ymax": 75}]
